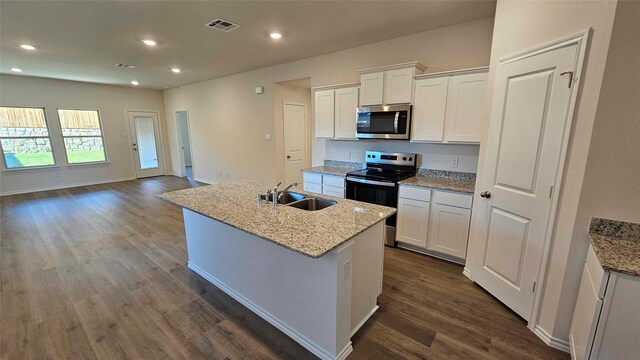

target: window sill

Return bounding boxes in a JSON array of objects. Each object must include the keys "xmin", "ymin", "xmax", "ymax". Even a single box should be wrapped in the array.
[
  {"xmin": 2, "ymin": 165, "xmax": 60, "ymax": 172},
  {"xmin": 65, "ymin": 161, "xmax": 111, "ymax": 167}
]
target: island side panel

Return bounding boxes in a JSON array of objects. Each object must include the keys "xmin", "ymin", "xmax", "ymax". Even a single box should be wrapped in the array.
[
  {"xmin": 182, "ymin": 209, "xmax": 353, "ymax": 360},
  {"xmin": 350, "ymin": 221, "xmax": 385, "ymax": 336}
]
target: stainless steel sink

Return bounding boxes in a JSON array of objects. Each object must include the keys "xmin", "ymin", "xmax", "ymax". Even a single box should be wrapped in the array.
[
  {"xmin": 286, "ymin": 197, "xmax": 337, "ymax": 211},
  {"xmin": 277, "ymin": 192, "xmax": 307, "ymax": 204}
]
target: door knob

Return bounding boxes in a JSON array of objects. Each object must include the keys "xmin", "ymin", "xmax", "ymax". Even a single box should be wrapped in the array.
[
  {"xmin": 480, "ymin": 191, "xmax": 492, "ymax": 199},
  {"xmin": 286, "ymin": 155, "xmax": 291, "ymax": 159}
]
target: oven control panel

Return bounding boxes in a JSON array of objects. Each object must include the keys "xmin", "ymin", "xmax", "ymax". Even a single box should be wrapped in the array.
[{"xmin": 365, "ymin": 151, "xmax": 416, "ymax": 167}]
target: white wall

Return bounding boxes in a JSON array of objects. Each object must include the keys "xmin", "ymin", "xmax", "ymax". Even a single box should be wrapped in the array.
[
  {"xmin": 162, "ymin": 17, "xmax": 494, "ymax": 184},
  {"xmin": 467, "ymin": 0, "xmax": 618, "ymax": 346},
  {"xmin": 0, "ymin": 75, "xmax": 166, "ymax": 195},
  {"xmin": 326, "ymin": 141, "xmax": 479, "ymax": 173}
]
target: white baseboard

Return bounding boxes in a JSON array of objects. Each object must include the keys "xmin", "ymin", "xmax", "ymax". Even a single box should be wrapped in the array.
[
  {"xmin": 397, "ymin": 242, "xmax": 466, "ymax": 265},
  {"xmin": 0, "ymin": 176, "xmax": 136, "ymax": 196},
  {"xmin": 188, "ymin": 261, "xmax": 353, "ymax": 360},
  {"xmin": 463, "ymin": 267, "xmax": 473, "ymax": 280},
  {"xmin": 350, "ymin": 305, "xmax": 379, "ymax": 337},
  {"xmin": 193, "ymin": 177, "xmax": 216, "ymax": 185},
  {"xmin": 534, "ymin": 325, "xmax": 571, "ymax": 353}
]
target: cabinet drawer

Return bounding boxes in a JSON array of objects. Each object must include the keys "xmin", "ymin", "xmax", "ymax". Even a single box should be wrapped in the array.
[
  {"xmin": 432, "ymin": 190, "xmax": 472, "ymax": 209},
  {"xmin": 322, "ymin": 185, "xmax": 344, "ymax": 198},
  {"xmin": 303, "ymin": 172, "xmax": 322, "ymax": 185},
  {"xmin": 322, "ymin": 175, "xmax": 345, "ymax": 188},
  {"xmin": 399, "ymin": 185, "xmax": 431, "ymax": 202},
  {"xmin": 303, "ymin": 182, "xmax": 322, "ymax": 194}
]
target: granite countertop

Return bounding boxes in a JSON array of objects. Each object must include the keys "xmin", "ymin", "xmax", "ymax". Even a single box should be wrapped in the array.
[
  {"xmin": 398, "ymin": 170, "xmax": 476, "ymax": 194},
  {"xmin": 158, "ymin": 181, "xmax": 396, "ymax": 258},
  {"xmin": 589, "ymin": 217, "xmax": 640, "ymax": 277},
  {"xmin": 302, "ymin": 165, "xmax": 360, "ymax": 177}
]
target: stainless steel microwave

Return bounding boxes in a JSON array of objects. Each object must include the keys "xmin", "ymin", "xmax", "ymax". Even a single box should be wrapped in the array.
[{"xmin": 356, "ymin": 105, "xmax": 412, "ymax": 140}]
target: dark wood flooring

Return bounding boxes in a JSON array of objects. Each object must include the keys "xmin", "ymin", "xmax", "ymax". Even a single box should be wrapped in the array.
[{"xmin": 0, "ymin": 176, "xmax": 569, "ymax": 360}]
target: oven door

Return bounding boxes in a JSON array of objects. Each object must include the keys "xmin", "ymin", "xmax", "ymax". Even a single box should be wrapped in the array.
[
  {"xmin": 345, "ymin": 177, "xmax": 398, "ymax": 246},
  {"xmin": 356, "ymin": 105, "xmax": 411, "ymax": 140}
]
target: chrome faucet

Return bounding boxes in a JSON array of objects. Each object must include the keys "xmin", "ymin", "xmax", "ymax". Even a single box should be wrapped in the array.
[{"xmin": 277, "ymin": 183, "xmax": 299, "ymax": 201}]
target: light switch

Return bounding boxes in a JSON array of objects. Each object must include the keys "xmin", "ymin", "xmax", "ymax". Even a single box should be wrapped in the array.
[
  {"xmin": 450, "ymin": 156, "xmax": 459, "ymax": 168},
  {"xmin": 265, "ymin": 133, "xmax": 271, "ymax": 141}
]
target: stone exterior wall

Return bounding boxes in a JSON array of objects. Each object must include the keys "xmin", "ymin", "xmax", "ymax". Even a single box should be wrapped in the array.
[{"xmin": 0, "ymin": 127, "xmax": 103, "ymax": 153}]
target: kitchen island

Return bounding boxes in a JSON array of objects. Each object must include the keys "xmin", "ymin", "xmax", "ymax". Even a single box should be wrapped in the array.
[{"xmin": 159, "ymin": 181, "xmax": 396, "ymax": 360}]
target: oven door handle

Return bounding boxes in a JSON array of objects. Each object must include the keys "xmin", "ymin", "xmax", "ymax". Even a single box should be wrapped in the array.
[
  {"xmin": 393, "ymin": 111, "xmax": 399, "ymax": 134},
  {"xmin": 346, "ymin": 177, "xmax": 396, "ymax": 187}
]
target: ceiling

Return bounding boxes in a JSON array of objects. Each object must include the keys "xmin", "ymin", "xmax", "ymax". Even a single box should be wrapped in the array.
[{"xmin": 0, "ymin": 1, "xmax": 496, "ymax": 90}]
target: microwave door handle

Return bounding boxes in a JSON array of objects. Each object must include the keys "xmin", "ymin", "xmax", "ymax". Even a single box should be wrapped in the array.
[
  {"xmin": 347, "ymin": 177, "xmax": 396, "ymax": 187},
  {"xmin": 393, "ymin": 112, "xmax": 399, "ymax": 133}
]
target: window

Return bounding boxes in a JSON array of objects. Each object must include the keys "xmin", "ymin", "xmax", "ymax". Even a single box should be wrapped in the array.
[
  {"xmin": 0, "ymin": 107, "xmax": 56, "ymax": 169},
  {"xmin": 57, "ymin": 109, "xmax": 107, "ymax": 164}
]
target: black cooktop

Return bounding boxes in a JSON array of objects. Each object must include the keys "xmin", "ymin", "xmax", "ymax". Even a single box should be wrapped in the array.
[{"xmin": 346, "ymin": 167, "xmax": 415, "ymax": 182}]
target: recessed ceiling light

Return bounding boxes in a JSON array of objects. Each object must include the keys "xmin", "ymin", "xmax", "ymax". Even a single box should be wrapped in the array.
[
  {"xmin": 141, "ymin": 39, "xmax": 157, "ymax": 46},
  {"xmin": 171, "ymin": 68, "xmax": 181, "ymax": 73},
  {"xmin": 10, "ymin": 68, "xmax": 23, "ymax": 72},
  {"xmin": 20, "ymin": 44, "xmax": 36, "ymax": 50},
  {"xmin": 131, "ymin": 81, "xmax": 139, "ymax": 86},
  {"xmin": 270, "ymin": 32, "xmax": 282, "ymax": 39}
]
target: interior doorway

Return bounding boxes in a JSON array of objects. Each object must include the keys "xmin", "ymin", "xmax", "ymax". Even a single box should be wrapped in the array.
[
  {"xmin": 283, "ymin": 102, "xmax": 308, "ymax": 185},
  {"xmin": 176, "ymin": 110, "xmax": 194, "ymax": 180}
]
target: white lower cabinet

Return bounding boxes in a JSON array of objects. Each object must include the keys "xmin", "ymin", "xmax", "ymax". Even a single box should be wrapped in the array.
[
  {"xmin": 396, "ymin": 198, "xmax": 430, "ymax": 247},
  {"xmin": 396, "ymin": 185, "xmax": 472, "ymax": 263},
  {"xmin": 303, "ymin": 172, "xmax": 344, "ymax": 198},
  {"xmin": 427, "ymin": 203, "xmax": 471, "ymax": 259},
  {"xmin": 570, "ymin": 244, "xmax": 640, "ymax": 360}
]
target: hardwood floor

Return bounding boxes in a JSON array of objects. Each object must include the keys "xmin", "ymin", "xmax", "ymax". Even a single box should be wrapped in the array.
[{"xmin": 0, "ymin": 176, "xmax": 569, "ymax": 360}]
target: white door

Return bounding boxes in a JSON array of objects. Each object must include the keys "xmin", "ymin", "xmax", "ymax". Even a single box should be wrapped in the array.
[
  {"xmin": 384, "ymin": 68, "xmax": 414, "ymax": 104},
  {"xmin": 396, "ymin": 198, "xmax": 429, "ymax": 247},
  {"xmin": 471, "ymin": 42, "xmax": 581, "ymax": 319},
  {"xmin": 128, "ymin": 111, "xmax": 165, "ymax": 178},
  {"xmin": 411, "ymin": 77, "xmax": 449, "ymax": 142},
  {"xmin": 334, "ymin": 87, "xmax": 359, "ymax": 139},
  {"xmin": 314, "ymin": 90, "xmax": 334, "ymax": 138},
  {"xmin": 427, "ymin": 203, "xmax": 471, "ymax": 259},
  {"xmin": 284, "ymin": 102, "xmax": 307, "ymax": 185},
  {"xmin": 359, "ymin": 72, "xmax": 384, "ymax": 106},
  {"xmin": 443, "ymin": 72, "xmax": 487, "ymax": 143},
  {"xmin": 176, "ymin": 110, "xmax": 193, "ymax": 178}
]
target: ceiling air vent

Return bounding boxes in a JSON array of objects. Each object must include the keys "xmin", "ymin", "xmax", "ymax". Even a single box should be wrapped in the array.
[
  {"xmin": 205, "ymin": 18, "xmax": 240, "ymax": 32},
  {"xmin": 116, "ymin": 63, "xmax": 136, "ymax": 69}
]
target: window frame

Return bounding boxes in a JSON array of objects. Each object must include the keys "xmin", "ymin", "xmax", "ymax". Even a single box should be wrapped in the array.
[
  {"xmin": 0, "ymin": 105, "xmax": 58, "ymax": 171},
  {"xmin": 56, "ymin": 108, "xmax": 109, "ymax": 166}
]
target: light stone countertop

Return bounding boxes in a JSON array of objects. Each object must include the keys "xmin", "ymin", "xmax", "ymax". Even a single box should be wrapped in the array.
[
  {"xmin": 158, "ymin": 181, "xmax": 396, "ymax": 258},
  {"xmin": 302, "ymin": 165, "xmax": 361, "ymax": 177},
  {"xmin": 399, "ymin": 175, "xmax": 476, "ymax": 194},
  {"xmin": 589, "ymin": 217, "xmax": 640, "ymax": 277}
]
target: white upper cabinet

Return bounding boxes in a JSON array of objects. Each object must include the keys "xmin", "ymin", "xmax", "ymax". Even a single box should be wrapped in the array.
[
  {"xmin": 358, "ymin": 62, "xmax": 426, "ymax": 106},
  {"xmin": 334, "ymin": 87, "xmax": 359, "ymax": 139},
  {"xmin": 385, "ymin": 68, "xmax": 415, "ymax": 105},
  {"xmin": 359, "ymin": 73, "xmax": 384, "ymax": 106},
  {"xmin": 412, "ymin": 77, "xmax": 449, "ymax": 142},
  {"xmin": 444, "ymin": 72, "xmax": 488, "ymax": 143},
  {"xmin": 411, "ymin": 67, "xmax": 488, "ymax": 144},
  {"xmin": 314, "ymin": 89, "xmax": 335, "ymax": 138}
]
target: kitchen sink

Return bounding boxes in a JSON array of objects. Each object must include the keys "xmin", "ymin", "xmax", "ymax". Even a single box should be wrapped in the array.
[
  {"xmin": 286, "ymin": 197, "xmax": 337, "ymax": 211},
  {"xmin": 277, "ymin": 192, "xmax": 307, "ymax": 204}
]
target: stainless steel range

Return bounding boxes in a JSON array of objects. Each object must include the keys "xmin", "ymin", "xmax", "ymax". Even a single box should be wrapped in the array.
[{"xmin": 345, "ymin": 151, "xmax": 417, "ymax": 246}]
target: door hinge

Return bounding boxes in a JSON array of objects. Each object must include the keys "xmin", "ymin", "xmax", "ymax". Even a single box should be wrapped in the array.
[
  {"xmin": 548, "ymin": 185, "xmax": 554, "ymax": 198},
  {"xmin": 532, "ymin": 281, "xmax": 537, "ymax": 292}
]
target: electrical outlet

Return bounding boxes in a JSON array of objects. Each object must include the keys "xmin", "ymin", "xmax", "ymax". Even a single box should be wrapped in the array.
[
  {"xmin": 343, "ymin": 260, "xmax": 352, "ymax": 281},
  {"xmin": 218, "ymin": 170, "xmax": 223, "ymax": 177},
  {"xmin": 225, "ymin": 172, "xmax": 229, "ymax": 179},
  {"xmin": 346, "ymin": 151, "xmax": 351, "ymax": 160},
  {"xmin": 450, "ymin": 156, "xmax": 459, "ymax": 168}
]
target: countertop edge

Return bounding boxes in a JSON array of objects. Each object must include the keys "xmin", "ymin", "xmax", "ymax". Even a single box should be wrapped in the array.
[{"xmin": 589, "ymin": 233, "xmax": 640, "ymax": 278}]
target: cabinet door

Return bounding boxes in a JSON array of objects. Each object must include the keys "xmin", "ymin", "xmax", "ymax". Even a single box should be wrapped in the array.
[
  {"xmin": 322, "ymin": 185, "xmax": 344, "ymax": 198},
  {"xmin": 444, "ymin": 72, "xmax": 487, "ymax": 143},
  {"xmin": 412, "ymin": 77, "xmax": 449, "ymax": 142},
  {"xmin": 396, "ymin": 198, "xmax": 429, "ymax": 247},
  {"xmin": 359, "ymin": 72, "xmax": 384, "ymax": 106},
  {"xmin": 314, "ymin": 89, "xmax": 335, "ymax": 138},
  {"xmin": 334, "ymin": 87, "xmax": 359, "ymax": 139},
  {"xmin": 427, "ymin": 203, "xmax": 471, "ymax": 259},
  {"xmin": 385, "ymin": 68, "xmax": 415, "ymax": 104}
]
